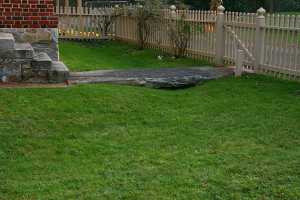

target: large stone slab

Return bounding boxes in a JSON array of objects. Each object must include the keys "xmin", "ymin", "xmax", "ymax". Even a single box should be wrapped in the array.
[
  {"xmin": 69, "ymin": 67, "xmax": 234, "ymax": 89},
  {"xmin": 139, "ymin": 77, "xmax": 205, "ymax": 89},
  {"xmin": 0, "ymin": 33, "xmax": 15, "ymax": 50}
]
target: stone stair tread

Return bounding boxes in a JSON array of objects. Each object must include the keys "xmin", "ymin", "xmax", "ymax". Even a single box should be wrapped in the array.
[
  {"xmin": 14, "ymin": 43, "xmax": 34, "ymax": 59},
  {"xmin": 14, "ymin": 43, "xmax": 34, "ymax": 51},
  {"xmin": 0, "ymin": 32, "xmax": 15, "ymax": 50},
  {"xmin": 32, "ymin": 52, "xmax": 52, "ymax": 69},
  {"xmin": 33, "ymin": 52, "xmax": 52, "ymax": 62},
  {"xmin": 50, "ymin": 61, "xmax": 69, "ymax": 71}
]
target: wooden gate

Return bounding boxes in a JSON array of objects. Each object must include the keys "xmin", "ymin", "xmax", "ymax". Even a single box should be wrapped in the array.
[
  {"xmin": 219, "ymin": 7, "xmax": 300, "ymax": 79},
  {"xmin": 224, "ymin": 11, "xmax": 257, "ymax": 73}
]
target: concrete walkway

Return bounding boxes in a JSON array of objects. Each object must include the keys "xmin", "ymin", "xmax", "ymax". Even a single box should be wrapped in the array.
[{"xmin": 69, "ymin": 67, "xmax": 234, "ymax": 89}]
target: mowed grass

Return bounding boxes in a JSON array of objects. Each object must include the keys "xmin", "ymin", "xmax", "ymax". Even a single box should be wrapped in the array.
[
  {"xmin": 1, "ymin": 75, "xmax": 300, "ymax": 199},
  {"xmin": 59, "ymin": 40, "xmax": 210, "ymax": 71}
]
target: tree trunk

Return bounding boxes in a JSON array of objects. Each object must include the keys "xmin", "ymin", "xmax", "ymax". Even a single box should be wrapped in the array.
[{"xmin": 268, "ymin": 0, "xmax": 275, "ymax": 13}]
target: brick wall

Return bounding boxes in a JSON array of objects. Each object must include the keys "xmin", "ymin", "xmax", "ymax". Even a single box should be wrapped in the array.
[{"xmin": 0, "ymin": 0, "xmax": 58, "ymax": 28}]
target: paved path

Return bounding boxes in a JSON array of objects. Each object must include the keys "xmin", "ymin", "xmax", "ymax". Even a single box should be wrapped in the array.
[{"xmin": 69, "ymin": 67, "xmax": 234, "ymax": 89}]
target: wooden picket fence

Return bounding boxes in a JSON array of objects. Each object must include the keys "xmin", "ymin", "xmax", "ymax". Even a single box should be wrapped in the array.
[
  {"xmin": 56, "ymin": 6, "xmax": 117, "ymax": 39},
  {"xmin": 56, "ymin": 6, "xmax": 300, "ymax": 80},
  {"xmin": 114, "ymin": 9, "xmax": 217, "ymax": 63},
  {"xmin": 223, "ymin": 10, "xmax": 300, "ymax": 78}
]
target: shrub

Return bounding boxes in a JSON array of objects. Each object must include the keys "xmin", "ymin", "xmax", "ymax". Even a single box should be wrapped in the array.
[{"xmin": 168, "ymin": 11, "xmax": 192, "ymax": 58}]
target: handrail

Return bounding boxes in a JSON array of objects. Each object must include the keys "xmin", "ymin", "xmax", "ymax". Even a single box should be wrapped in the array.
[{"xmin": 224, "ymin": 25, "xmax": 255, "ymax": 62}]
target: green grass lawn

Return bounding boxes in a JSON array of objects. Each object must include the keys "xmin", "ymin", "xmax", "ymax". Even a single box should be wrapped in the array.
[
  {"xmin": 59, "ymin": 40, "xmax": 210, "ymax": 71},
  {"xmin": 1, "ymin": 75, "xmax": 300, "ymax": 199}
]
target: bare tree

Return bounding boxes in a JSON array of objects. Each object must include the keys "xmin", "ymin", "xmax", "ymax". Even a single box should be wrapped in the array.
[
  {"xmin": 127, "ymin": 0, "xmax": 162, "ymax": 49},
  {"xmin": 95, "ymin": 6, "xmax": 122, "ymax": 38},
  {"xmin": 168, "ymin": 12, "xmax": 191, "ymax": 58},
  {"xmin": 210, "ymin": 0, "xmax": 223, "ymax": 10}
]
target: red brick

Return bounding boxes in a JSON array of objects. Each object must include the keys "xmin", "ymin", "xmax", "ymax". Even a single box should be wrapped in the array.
[
  {"xmin": 3, "ymin": 11, "xmax": 12, "ymax": 15},
  {"xmin": 31, "ymin": 24, "xmax": 40, "ymax": 28},
  {"xmin": 22, "ymin": 4, "xmax": 30, "ymax": 8},
  {"xmin": 29, "ymin": 16, "xmax": 40, "ymax": 20},
  {"xmin": 14, "ymin": 24, "xmax": 22, "ymax": 27},
  {"xmin": 12, "ymin": 7, "xmax": 22, "ymax": 12},
  {"xmin": 3, "ymin": 3, "xmax": 12, "ymax": 7},
  {"xmin": 29, "ymin": 8, "xmax": 38, "ymax": 12}
]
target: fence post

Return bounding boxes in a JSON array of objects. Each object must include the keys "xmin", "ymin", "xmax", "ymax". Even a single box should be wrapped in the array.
[
  {"xmin": 235, "ymin": 49, "xmax": 244, "ymax": 77},
  {"xmin": 55, "ymin": 0, "xmax": 59, "ymax": 13},
  {"xmin": 77, "ymin": 0, "xmax": 82, "ymax": 14},
  {"xmin": 254, "ymin": 7, "xmax": 266, "ymax": 72},
  {"xmin": 215, "ymin": 5, "xmax": 225, "ymax": 67},
  {"xmin": 170, "ymin": 5, "xmax": 177, "ymax": 19},
  {"xmin": 64, "ymin": 0, "xmax": 69, "ymax": 7},
  {"xmin": 113, "ymin": 4, "xmax": 121, "ymax": 39}
]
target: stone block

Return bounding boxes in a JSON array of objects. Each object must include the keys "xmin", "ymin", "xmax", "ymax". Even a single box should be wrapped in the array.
[
  {"xmin": 31, "ymin": 52, "xmax": 52, "ymax": 70},
  {"xmin": 49, "ymin": 61, "xmax": 70, "ymax": 83},
  {"xmin": 21, "ymin": 61, "xmax": 34, "ymax": 81},
  {"xmin": 14, "ymin": 43, "xmax": 34, "ymax": 59},
  {"xmin": 0, "ymin": 49, "xmax": 16, "ymax": 59},
  {"xmin": 0, "ymin": 62, "xmax": 22, "ymax": 82},
  {"xmin": 0, "ymin": 33, "xmax": 15, "ymax": 50}
]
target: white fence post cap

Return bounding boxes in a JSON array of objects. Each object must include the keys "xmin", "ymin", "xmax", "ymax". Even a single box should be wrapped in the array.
[
  {"xmin": 217, "ymin": 5, "xmax": 225, "ymax": 13},
  {"xmin": 257, "ymin": 7, "xmax": 266, "ymax": 16},
  {"xmin": 170, "ymin": 5, "xmax": 176, "ymax": 11}
]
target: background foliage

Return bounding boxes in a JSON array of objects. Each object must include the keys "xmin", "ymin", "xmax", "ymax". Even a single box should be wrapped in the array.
[
  {"xmin": 65, "ymin": 0, "xmax": 300, "ymax": 12},
  {"xmin": 175, "ymin": 0, "xmax": 300, "ymax": 12}
]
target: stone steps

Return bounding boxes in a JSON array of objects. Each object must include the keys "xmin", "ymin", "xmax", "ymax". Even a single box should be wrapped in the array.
[{"xmin": 0, "ymin": 32, "xmax": 69, "ymax": 83}]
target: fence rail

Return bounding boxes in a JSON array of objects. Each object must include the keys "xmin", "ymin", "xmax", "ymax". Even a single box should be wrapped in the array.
[{"xmin": 56, "ymin": 6, "xmax": 300, "ymax": 80}]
